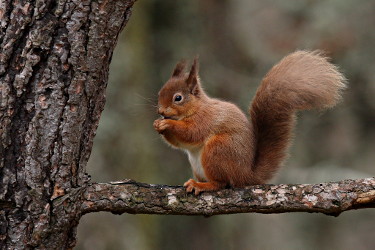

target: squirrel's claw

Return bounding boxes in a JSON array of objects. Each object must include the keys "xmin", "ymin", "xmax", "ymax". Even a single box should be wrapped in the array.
[
  {"xmin": 183, "ymin": 179, "xmax": 202, "ymax": 195},
  {"xmin": 153, "ymin": 119, "xmax": 170, "ymax": 134}
]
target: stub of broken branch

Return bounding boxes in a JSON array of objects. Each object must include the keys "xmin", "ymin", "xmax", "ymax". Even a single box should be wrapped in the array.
[{"xmin": 54, "ymin": 178, "xmax": 375, "ymax": 217}]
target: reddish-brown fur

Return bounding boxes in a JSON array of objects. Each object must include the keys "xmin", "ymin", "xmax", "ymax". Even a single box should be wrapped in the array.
[{"xmin": 154, "ymin": 51, "xmax": 346, "ymax": 195}]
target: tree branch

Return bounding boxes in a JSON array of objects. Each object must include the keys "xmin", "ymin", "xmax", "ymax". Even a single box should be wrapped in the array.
[{"xmin": 54, "ymin": 178, "xmax": 375, "ymax": 217}]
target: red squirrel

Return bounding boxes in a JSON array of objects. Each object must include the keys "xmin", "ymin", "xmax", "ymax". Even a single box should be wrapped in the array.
[{"xmin": 153, "ymin": 51, "xmax": 346, "ymax": 195}]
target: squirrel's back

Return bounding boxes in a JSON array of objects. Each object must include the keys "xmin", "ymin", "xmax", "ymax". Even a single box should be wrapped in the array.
[{"xmin": 250, "ymin": 51, "xmax": 346, "ymax": 182}]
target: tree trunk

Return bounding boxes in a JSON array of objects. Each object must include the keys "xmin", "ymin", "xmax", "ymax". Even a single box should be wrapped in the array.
[{"xmin": 0, "ymin": 0, "xmax": 136, "ymax": 248}]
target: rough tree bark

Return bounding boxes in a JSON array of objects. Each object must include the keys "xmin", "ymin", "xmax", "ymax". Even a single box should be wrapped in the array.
[
  {"xmin": 1, "ymin": 0, "xmax": 375, "ymax": 249},
  {"xmin": 0, "ymin": 0, "xmax": 136, "ymax": 248}
]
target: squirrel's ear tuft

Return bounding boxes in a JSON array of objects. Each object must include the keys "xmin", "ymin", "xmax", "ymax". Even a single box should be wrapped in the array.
[
  {"xmin": 187, "ymin": 56, "xmax": 200, "ymax": 95},
  {"xmin": 171, "ymin": 60, "xmax": 186, "ymax": 77}
]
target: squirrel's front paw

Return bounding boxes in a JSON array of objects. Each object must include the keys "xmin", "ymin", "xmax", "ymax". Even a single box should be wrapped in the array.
[
  {"xmin": 183, "ymin": 179, "xmax": 202, "ymax": 195},
  {"xmin": 153, "ymin": 119, "xmax": 170, "ymax": 134}
]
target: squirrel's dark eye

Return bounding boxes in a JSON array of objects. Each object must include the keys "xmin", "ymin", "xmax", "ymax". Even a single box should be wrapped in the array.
[{"xmin": 174, "ymin": 94, "xmax": 183, "ymax": 103}]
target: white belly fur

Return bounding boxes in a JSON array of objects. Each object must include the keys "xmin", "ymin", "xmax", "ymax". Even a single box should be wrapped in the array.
[{"xmin": 186, "ymin": 148, "xmax": 206, "ymax": 181}]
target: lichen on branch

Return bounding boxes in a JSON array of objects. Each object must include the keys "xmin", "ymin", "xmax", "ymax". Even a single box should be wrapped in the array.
[{"xmin": 52, "ymin": 177, "xmax": 375, "ymax": 217}]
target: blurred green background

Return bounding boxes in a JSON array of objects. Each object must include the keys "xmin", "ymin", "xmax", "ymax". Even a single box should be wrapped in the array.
[{"xmin": 76, "ymin": 0, "xmax": 375, "ymax": 249}]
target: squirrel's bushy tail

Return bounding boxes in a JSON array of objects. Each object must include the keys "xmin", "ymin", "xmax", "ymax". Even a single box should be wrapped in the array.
[{"xmin": 249, "ymin": 50, "xmax": 347, "ymax": 182}]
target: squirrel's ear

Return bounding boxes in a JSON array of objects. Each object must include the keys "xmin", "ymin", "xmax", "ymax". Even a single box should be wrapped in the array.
[
  {"xmin": 186, "ymin": 56, "xmax": 199, "ymax": 95},
  {"xmin": 171, "ymin": 60, "xmax": 186, "ymax": 77}
]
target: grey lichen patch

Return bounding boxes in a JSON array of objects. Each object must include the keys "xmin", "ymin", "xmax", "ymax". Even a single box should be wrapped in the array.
[
  {"xmin": 252, "ymin": 188, "xmax": 263, "ymax": 194},
  {"xmin": 119, "ymin": 191, "xmax": 132, "ymax": 201},
  {"xmin": 276, "ymin": 188, "xmax": 287, "ymax": 194},
  {"xmin": 320, "ymin": 191, "xmax": 339, "ymax": 201},
  {"xmin": 167, "ymin": 194, "xmax": 179, "ymax": 207},
  {"xmin": 304, "ymin": 194, "xmax": 319, "ymax": 205},
  {"xmin": 201, "ymin": 194, "xmax": 214, "ymax": 207},
  {"xmin": 265, "ymin": 199, "xmax": 276, "ymax": 206},
  {"xmin": 362, "ymin": 178, "xmax": 375, "ymax": 187},
  {"xmin": 265, "ymin": 190, "xmax": 276, "ymax": 201}
]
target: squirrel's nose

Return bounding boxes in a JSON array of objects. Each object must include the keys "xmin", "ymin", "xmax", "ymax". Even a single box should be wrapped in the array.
[{"xmin": 158, "ymin": 107, "xmax": 165, "ymax": 116}]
